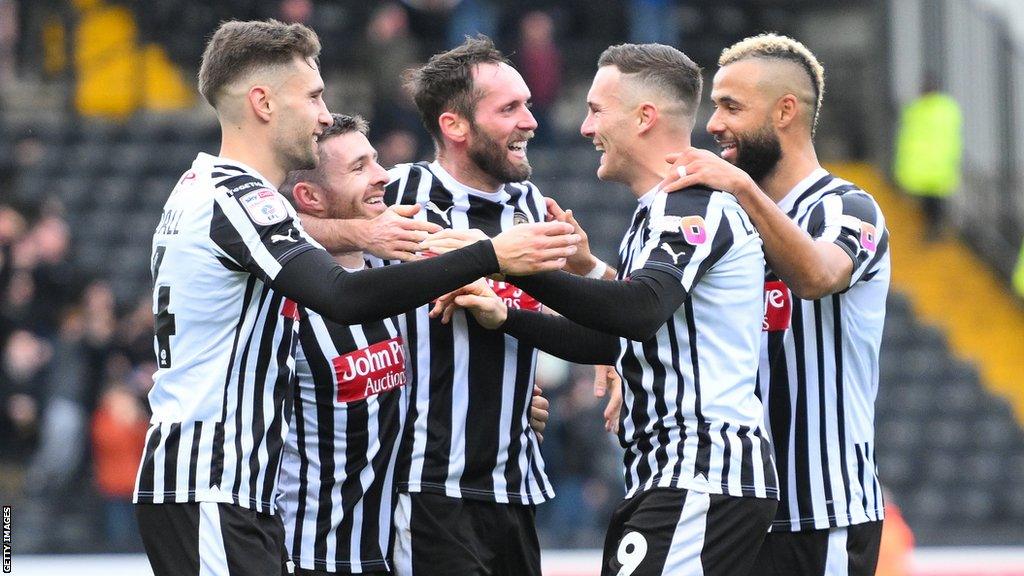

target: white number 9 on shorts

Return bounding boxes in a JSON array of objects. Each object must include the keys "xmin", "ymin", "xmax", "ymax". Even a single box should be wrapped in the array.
[{"xmin": 615, "ymin": 531, "xmax": 649, "ymax": 576}]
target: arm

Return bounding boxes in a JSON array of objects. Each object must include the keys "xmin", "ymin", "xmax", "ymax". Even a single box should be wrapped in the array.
[
  {"xmin": 440, "ymin": 279, "xmax": 621, "ymax": 364},
  {"xmin": 272, "ymin": 240, "xmax": 499, "ymax": 325},
  {"xmin": 299, "ymin": 204, "xmax": 442, "ymax": 261},
  {"xmin": 661, "ymin": 148, "xmax": 853, "ymax": 299},
  {"xmin": 507, "ymin": 269, "xmax": 685, "ymax": 341}
]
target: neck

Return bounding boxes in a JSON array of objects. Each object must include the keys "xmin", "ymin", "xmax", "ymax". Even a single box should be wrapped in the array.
[
  {"xmin": 437, "ymin": 148, "xmax": 502, "ymax": 192},
  {"xmin": 219, "ymin": 123, "xmax": 286, "ymax": 187},
  {"xmin": 333, "ymin": 250, "xmax": 365, "ymax": 270},
  {"xmin": 758, "ymin": 136, "xmax": 820, "ymax": 203},
  {"xmin": 627, "ymin": 131, "xmax": 691, "ymax": 198}
]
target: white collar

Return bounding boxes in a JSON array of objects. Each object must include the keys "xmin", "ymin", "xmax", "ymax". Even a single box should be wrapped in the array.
[
  {"xmin": 637, "ymin": 183, "xmax": 661, "ymax": 209},
  {"xmin": 196, "ymin": 152, "xmax": 274, "ymax": 187},
  {"xmin": 776, "ymin": 167, "xmax": 829, "ymax": 213},
  {"xmin": 429, "ymin": 161, "xmax": 509, "ymax": 201}
]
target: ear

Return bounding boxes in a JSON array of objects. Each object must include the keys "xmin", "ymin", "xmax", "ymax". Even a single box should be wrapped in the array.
[
  {"xmin": 439, "ymin": 111, "xmax": 470, "ymax": 144},
  {"xmin": 291, "ymin": 182, "xmax": 325, "ymax": 216},
  {"xmin": 248, "ymin": 86, "xmax": 273, "ymax": 122},
  {"xmin": 775, "ymin": 94, "xmax": 799, "ymax": 130},
  {"xmin": 636, "ymin": 102, "xmax": 658, "ymax": 135}
]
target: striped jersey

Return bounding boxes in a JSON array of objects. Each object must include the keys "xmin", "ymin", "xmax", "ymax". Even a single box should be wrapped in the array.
[
  {"xmin": 760, "ymin": 168, "xmax": 890, "ymax": 531},
  {"xmin": 385, "ymin": 161, "xmax": 553, "ymax": 505},
  {"xmin": 277, "ymin": 261, "xmax": 406, "ymax": 573},
  {"xmin": 615, "ymin": 185, "xmax": 778, "ymax": 500},
  {"xmin": 134, "ymin": 153, "xmax": 320, "ymax": 513}
]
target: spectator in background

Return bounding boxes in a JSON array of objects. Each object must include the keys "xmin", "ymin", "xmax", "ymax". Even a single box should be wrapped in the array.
[
  {"xmin": 876, "ymin": 493, "xmax": 914, "ymax": 576},
  {"xmin": 893, "ymin": 74, "xmax": 962, "ymax": 240},
  {"xmin": 514, "ymin": 10, "xmax": 562, "ymax": 145},
  {"xmin": 0, "ymin": 0, "xmax": 16, "ymax": 83},
  {"xmin": 91, "ymin": 382, "xmax": 148, "ymax": 551},
  {"xmin": 366, "ymin": 4, "xmax": 432, "ymax": 161},
  {"xmin": 627, "ymin": 0, "xmax": 679, "ymax": 45},
  {"xmin": 1014, "ymin": 239, "xmax": 1024, "ymax": 300}
]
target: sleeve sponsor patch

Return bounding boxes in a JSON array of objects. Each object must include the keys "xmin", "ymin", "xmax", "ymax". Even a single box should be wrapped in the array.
[{"xmin": 239, "ymin": 188, "xmax": 289, "ymax": 226}]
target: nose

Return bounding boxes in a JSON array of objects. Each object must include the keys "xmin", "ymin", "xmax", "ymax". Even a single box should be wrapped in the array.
[
  {"xmin": 580, "ymin": 111, "xmax": 595, "ymax": 139},
  {"xmin": 370, "ymin": 160, "xmax": 389, "ymax": 187},
  {"xmin": 706, "ymin": 110, "xmax": 724, "ymax": 136},
  {"xmin": 318, "ymin": 103, "xmax": 332, "ymax": 128},
  {"xmin": 519, "ymin": 106, "xmax": 538, "ymax": 132}
]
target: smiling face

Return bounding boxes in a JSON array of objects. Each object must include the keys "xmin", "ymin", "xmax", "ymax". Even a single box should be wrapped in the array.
[
  {"xmin": 272, "ymin": 55, "xmax": 333, "ymax": 174},
  {"xmin": 464, "ymin": 62, "xmax": 537, "ymax": 184},
  {"xmin": 580, "ymin": 65, "xmax": 638, "ymax": 185},
  {"xmin": 317, "ymin": 131, "xmax": 389, "ymax": 220},
  {"xmin": 707, "ymin": 59, "xmax": 783, "ymax": 184}
]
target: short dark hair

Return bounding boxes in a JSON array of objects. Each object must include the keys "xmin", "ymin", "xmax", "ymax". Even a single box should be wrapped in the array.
[
  {"xmin": 198, "ymin": 19, "xmax": 321, "ymax": 108},
  {"xmin": 404, "ymin": 35, "xmax": 509, "ymax": 146},
  {"xmin": 598, "ymin": 43, "xmax": 703, "ymax": 118},
  {"xmin": 280, "ymin": 113, "xmax": 369, "ymax": 199}
]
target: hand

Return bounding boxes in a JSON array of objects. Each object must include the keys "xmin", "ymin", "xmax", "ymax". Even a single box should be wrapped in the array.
[
  {"xmin": 658, "ymin": 147, "xmax": 757, "ymax": 197},
  {"xmin": 491, "ymin": 221, "xmax": 579, "ymax": 275},
  {"xmin": 418, "ymin": 228, "xmax": 489, "ymax": 255},
  {"xmin": 593, "ymin": 365, "xmax": 622, "ymax": 434},
  {"xmin": 364, "ymin": 205, "xmax": 443, "ymax": 261},
  {"xmin": 545, "ymin": 198, "xmax": 600, "ymax": 276},
  {"xmin": 529, "ymin": 385, "xmax": 549, "ymax": 443},
  {"xmin": 429, "ymin": 279, "xmax": 508, "ymax": 328}
]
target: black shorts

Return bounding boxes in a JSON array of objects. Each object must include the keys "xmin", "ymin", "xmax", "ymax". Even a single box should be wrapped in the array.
[
  {"xmin": 135, "ymin": 502, "xmax": 287, "ymax": 576},
  {"xmin": 750, "ymin": 521, "xmax": 883, "ymax": 576},
  {"xmin": 391, "ymin": 492, "xmax": 540, "ymax": 576},
  {"xmin": 601, "ymin": 488, "xmax": 777, "ymax": 576}
]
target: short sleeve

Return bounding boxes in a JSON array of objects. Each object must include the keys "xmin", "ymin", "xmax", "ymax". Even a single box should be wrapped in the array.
[
  {"xmin": 209, "ymin": 175, "xmax": 319, "ymax": 282},
  {"xmin": 637, "ymin": 188, "xmax": 735, "ymax": 293},
  {"xmin": 806, "ymin": 191, "xmax": 888, "ymax": 286}
]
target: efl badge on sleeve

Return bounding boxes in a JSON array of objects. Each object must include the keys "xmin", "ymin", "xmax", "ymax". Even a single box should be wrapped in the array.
[
  {"xmin": 240, "ymin": 188, "xmax": 289, "ymax": 226},
  {"xmin": 860, "ymin": 222, "xmax": 878, "ymax": 253},
  {"xmin": 681, "ymin": 215, "xmax": 707, "ymax": 246}
]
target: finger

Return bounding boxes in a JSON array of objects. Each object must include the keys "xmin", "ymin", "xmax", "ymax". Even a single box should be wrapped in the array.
[
  {"xmin": 390, "ymin": 204, "xmax": 420, "ymax": 217},
  {"xmin": 664, "ymin": 151, "xmax": 683, "ymax": 164},
  {"xmin": 531, "ymin": 394, "xmax": 549, "ymax": 412},
  {"xmin": 594, "ymin": 366, "xmax": 608, "ymax": 398},
  {"xmin": 535, "ymin": 432, "xmax": 544, "ymax": 444},
  {"xmin": 536, "ymin": 221, "xmax": 575, "ymax": 236},
  {"xmin": 533, "ymin": 384, "xmax": 543, "ymax": 397},
  {"xmin": 442, "ymin": 301, "xmax": 459, "ymax": 324},
  {"xmin": 545, "ymin": 197, "xmax": 566, "ymax": 220}
]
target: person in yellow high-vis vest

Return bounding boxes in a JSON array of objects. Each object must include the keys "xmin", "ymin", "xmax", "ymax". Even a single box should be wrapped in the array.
[{"xmin": 894, "ymin": 76, "xmax": 962, "ymax": 239}]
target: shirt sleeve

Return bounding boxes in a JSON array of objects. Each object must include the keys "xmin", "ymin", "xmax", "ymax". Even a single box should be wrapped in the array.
[
  {"xmin": 208, "ymin": 174, "xmax": 319, "ymax": 282},
  {"xmin": 805, "ymin": 190, "xmax": 889, "ymax": 286},
  {"xmin": 639, "ymin": 188, "xmax": 736, "ymax": 293}
]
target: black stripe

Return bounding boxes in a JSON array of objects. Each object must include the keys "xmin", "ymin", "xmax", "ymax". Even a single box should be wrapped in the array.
[
  {"xmin": 855, "ymin": 443, "xmax": 869, "ymax": 514},
  {"xmin": 832, "ymin": 294, "xmax": 853, "ymax": 517},
  {"xmin": 260, "ymin": 297, "xmax": 296, "ymax": 509},
  {"xmin": 231, "ymin": 283, "xmax": 272, "ymax": 503},
  {"xmin": 684, "ymin": 298, "xmax": 713, "ymax": 481},
  {"xmin": 290, "ymin": 361, "xmax": 309, "ymax": 564},
  {"xmin": 640, "ymin": 332, "xmax": 672, "ymax": 486},
  {"xmin": 813, "ymin": 299, "xmax": 837, "ymax": 522},
  {"xmin": 790, "ymin": 298, "xmax": 814, "ymax": 522},
  {"xmin": 737, "ymin": 426, "xmax": 756, "ymax": 497},
  {"xmin": 785, "ymin": 175, "xmax": 834, "ymax": 219},
  {"xmin": 691, "ymin": 207, "xmax": 735, "ymax": 287},
  {"xmin": 137, "ymin": 424, "xmax": 163, "ymax": 497},
  {"xmin": 666, "ymin": 315, "xmax": 688, "ymax": 484},
  {"xmin": 503, "ymin": 338, "xmax": 536, "ymax": 498},
  {"xmin": 754, "ymin": 426, "xmax": 777, "ymax": 495},
  {"xmin": 211, "ymin": 275, "xmax": 258, "ymax": 489},
  {"xmin": 163, "ymin": 422, "xmax": 182, "ymax": 496},
  {"xmin": 719, "ymin": 423, "xmax": 732, "ymax": 493},
  {"xmin": 188, "ymin": 422, "xmax": 202, "ymax": 498}
]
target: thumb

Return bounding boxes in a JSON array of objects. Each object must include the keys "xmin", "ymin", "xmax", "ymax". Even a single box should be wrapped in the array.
[{"xmin": 391, "ymin": 204, "xmax": 420, "ymax": 217}]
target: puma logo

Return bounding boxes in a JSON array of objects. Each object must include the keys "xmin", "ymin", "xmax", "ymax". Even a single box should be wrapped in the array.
[
  {"xmin": 425, "ymin": 201, "xmax": 453, "ymax": 226},
  {"xmin": 271, "ymin": 229, "xmax": 299, "ymax": 244},
  {"xmin": 660, "ymin": 242, "xmax": 686, "ymax": 265}
]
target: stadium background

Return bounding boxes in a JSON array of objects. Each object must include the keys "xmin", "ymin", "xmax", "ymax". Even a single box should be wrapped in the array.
[{"xmin": 0, "ymin": 0, "xmax": 1022, "ymax": 574}]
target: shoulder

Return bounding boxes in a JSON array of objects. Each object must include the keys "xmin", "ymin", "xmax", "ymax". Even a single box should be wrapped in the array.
[
  {"xmin": 658, "ymin": 185, "xmax": 725, "ymax": 217},
  {"xmin": 817, "ymin": 176, "xmax": 884, "ymax": 221}
]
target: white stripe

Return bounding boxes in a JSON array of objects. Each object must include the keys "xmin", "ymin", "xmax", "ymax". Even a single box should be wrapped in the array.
[
  {"xmin": 152, "ymin": 423, "xmax": 167, "ymax": 503},
  {"xmin": 198, "ymin": 502, "xmax": 231, "ymax": 576},
  {"xmin": 175, "ymin": 424, "xmax": 195, "ymax": 502},
  {"xmin": 824, "ymin": 527, "xmax": 849, "ymax": 576},
  {"xmin": 663, "ymin": 490, "xmax": 710, "ymax": 575},
  {"xmin": 392, "ymin": 494, "xmax": 414, "ymax": 576}
]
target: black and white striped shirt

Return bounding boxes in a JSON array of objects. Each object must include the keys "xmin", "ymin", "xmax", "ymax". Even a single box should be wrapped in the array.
[
  {"xmin": 615, "ymin": 186, "xmax": 778, "ymax": 500},
  {"xmin": 277, "ymin": 265, "xmax": 406, "ymax": 573},
  {"xmin": 760, "ymin": 169, "xmax": 890, "ymax": 531},
  {"xmin": 134, "ymin": 153, "xmax": 318, "ymax": 513},
  {"xmin": 385, "ymin": 161, "xmax": 554, "ymax": 505}
]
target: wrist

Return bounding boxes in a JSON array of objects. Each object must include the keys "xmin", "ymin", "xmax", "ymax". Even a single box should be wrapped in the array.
[{"xmin": 584, "ymin": 258, "xmax": 608, "ymax": 279}]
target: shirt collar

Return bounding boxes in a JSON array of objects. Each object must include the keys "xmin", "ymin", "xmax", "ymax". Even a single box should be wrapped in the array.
[
  {"xmin": 776, "ymin": 167, "xmax": 829, "ymax": 213},
  {"xmin": 429, "ymin": 161, "xmax": 509, "ymax": 201}
]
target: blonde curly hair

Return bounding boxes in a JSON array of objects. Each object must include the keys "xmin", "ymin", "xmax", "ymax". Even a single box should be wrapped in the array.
[{"xmin": 720, "ymin": 33, "xmax": 825, "ymax": 135}]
